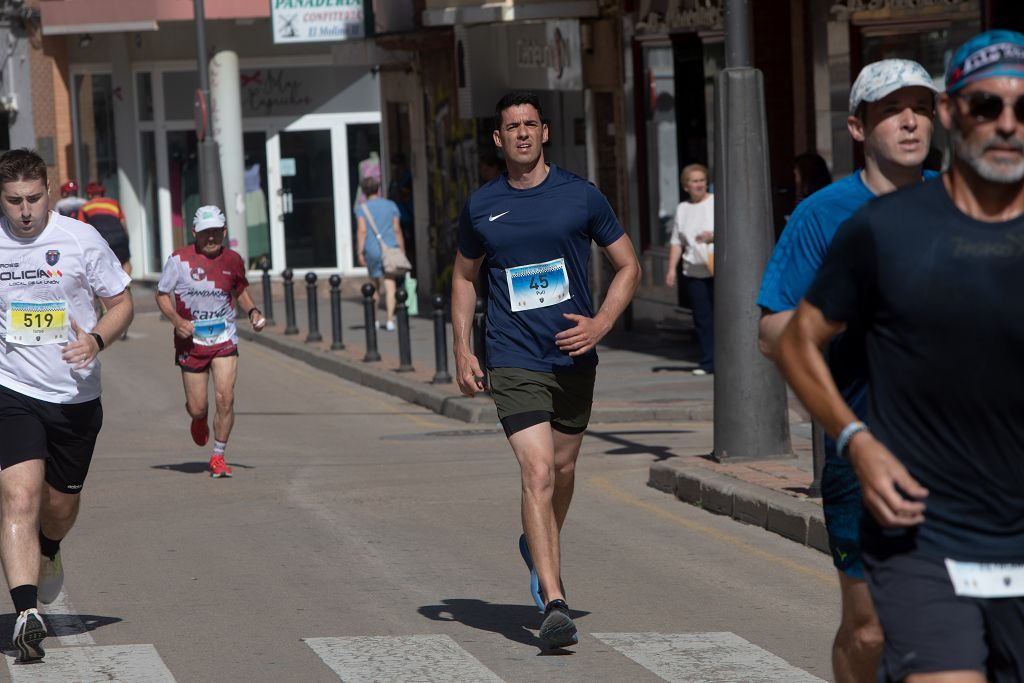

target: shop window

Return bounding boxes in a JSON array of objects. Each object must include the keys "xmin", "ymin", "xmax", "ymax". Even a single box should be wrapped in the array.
[
  {"xmin": 139, "ymin": 131, "xmax": 161, "ymax": 272},
  {"xmin": 137, "ymin": 73, "xmax": 153, "ymax": 122},
  {"xmin": 166, "ymin": 130, "xmax": 199, "ymax": 250},
  {"xmin": 73, "ymin": 74, "xmax": 118, "ymax": 200},
  {"xmin": 163, "ymin": 72, "xmax": 200, "ymax": 121}
]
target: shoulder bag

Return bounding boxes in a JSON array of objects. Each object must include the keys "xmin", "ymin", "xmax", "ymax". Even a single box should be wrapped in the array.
[{"xmin": 362, "ymin": 204, "xmax": 411, "ymax": 277}]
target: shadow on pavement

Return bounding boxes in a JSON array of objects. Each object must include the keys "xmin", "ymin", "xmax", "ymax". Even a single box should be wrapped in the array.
[
  {"xmin": 151, "ymin": 462, "xmax": 255, "ymax": 474},
  {"xmin": 0, "ymin": 612, "xmax": 122, "ymax": 638},
  {"xmin": 418, "ymin": 598, "xmax": 588, "ymax": 655},
  {"xmin": 587, "ymin": 429, "xmax": 693, "ymax": 462}
]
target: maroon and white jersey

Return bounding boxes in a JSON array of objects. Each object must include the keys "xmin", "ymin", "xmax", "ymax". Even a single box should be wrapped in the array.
[{"xmin": 157, "ymin": 245, "xmax": 248, "ymax": 351}]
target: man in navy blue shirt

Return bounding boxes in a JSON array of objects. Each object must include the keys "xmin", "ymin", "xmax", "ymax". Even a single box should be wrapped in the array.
[
  {"xmin": 452, "ymin": 91, "xmax": 640, "ymax": 649},
  {"xmin": 758, "ymin": 59, "xmax": 937, "ymax": 683},
  {"xmin": 776, "ymin": 30, "xmax": 1024, "ymax": 681}
]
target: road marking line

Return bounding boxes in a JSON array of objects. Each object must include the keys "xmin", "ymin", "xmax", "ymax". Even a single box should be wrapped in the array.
[
  {"xmin": 304, "ymin": 634, "xmax": 503, "ymax": 682},
  {"xmin": 250, "ymin": 343, "xmax": 440, "ymax": 428},
  {"xmin": 40, "ymin": 591, "xmax": 95, "ymax": 646},
  {"xmin": 592, "ymin": 632, "xmax": 825, "ymax": 682},
  {"xmin": 4, "ymin": 644, "xmax": 176, "ymax": 682},
  {"xmin": 589, "ymin": 474, "xmax": 836, "ymax": 585}
]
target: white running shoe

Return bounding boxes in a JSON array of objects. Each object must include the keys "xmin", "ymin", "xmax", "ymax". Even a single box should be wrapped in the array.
[
  {"xmin": 13, "ymin": 608, "xmax": 46, "ymax": 662},
  {"xmin": 38, "ymin": 551, "xmax": 64, "ymax": 605}
]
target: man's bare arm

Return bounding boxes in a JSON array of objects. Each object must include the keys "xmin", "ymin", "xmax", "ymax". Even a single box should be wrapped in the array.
[
  {"xmin": 757, "ymin": 309, "xmax": 794, "ymax": 360},
  {"xmin": 451, "ymin": 251, "xmax": 484, "ymax": 396}
]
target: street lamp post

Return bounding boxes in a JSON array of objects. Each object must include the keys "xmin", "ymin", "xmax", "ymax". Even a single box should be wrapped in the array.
[
  {"xmin": 711, "ymin": 0, "xmax": 792, "ymax": 462},
  {"xmin": 194, "ymin": 0, "xmax": 225, "ymax": 209}
]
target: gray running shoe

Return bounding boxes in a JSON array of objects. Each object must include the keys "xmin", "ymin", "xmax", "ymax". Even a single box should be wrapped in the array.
[
  {"xmin": 539, "ymin": 599, "xmax": 578, "ymax": 649},
  {"xmin": 13, "ymin": 608, "xmax": 46, "ymax": 662},
  {"xmin": 38, "ymin": 550, "xmax": 64, "ymax": 605}
]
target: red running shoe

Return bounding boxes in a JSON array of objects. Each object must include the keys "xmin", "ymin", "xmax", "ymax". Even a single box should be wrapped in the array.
[
  {"xmin": 209, "ymin": 455, "xmax": 233, "ymax": 478},
  {"xmin": 190, "ymin": 416, "xmax": 209, "ymax": 446}
]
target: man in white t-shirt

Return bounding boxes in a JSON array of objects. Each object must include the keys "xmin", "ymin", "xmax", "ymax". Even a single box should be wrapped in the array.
[
  {"xmin": 0, "ymin": 149, "xmax": 133, "ymax": 662},
  {"xmin": 664, "ymin": 163, "xmax": 715, "ymax": 374}
]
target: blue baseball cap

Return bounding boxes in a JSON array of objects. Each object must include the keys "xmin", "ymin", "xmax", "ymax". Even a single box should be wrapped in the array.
[{"xmin": 946, "ymin": 30, "xmax": 1024, "ymax": 94}]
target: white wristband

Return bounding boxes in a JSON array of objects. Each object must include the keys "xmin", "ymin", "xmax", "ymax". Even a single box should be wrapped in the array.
[{"xmin": 836, "ymin": 421, "xmax": 868, "ymax": 459}]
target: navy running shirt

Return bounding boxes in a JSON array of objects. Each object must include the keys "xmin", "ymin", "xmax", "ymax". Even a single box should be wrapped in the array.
[
  {"xmin": 458, "ymin": 164, "xmax": 625, "ymax": 372},
  {"xmin": 806, "ymin": 177, "xmax": 1024, "ymax": 562}
]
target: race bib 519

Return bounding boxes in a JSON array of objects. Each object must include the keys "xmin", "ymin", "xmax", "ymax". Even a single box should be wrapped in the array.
[{"xmin": 5, "ymin": 301, "xmax": 69, "ymax": 346}]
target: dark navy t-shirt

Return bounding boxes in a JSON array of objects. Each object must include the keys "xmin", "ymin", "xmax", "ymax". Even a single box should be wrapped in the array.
[
  {"xmin": 458, "ymin": 164, "xmax": 625, "ymax": 372},
  {"xmin": 806, "ymin": 177, "xmax": 1024, "ymax": 562}
]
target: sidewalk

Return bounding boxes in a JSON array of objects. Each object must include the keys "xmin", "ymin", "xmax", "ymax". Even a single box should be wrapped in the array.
[{"xmin": 223, "ymin": 279, "xmax": 826, "ymax": 554}]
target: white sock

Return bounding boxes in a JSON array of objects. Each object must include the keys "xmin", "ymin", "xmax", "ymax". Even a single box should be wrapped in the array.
[{"xmin": 213, "ymin": 440, "xmax": 227, "ymax": 456}]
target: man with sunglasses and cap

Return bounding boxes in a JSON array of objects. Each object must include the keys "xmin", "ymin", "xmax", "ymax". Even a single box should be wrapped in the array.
[
  {"xmin": 758, "ymin": 59, "xmax": 938, "ymax": 682},
  {"xmin": 156, "ymin": 206, "xmax": 266, "ymax": 478},
  {"xmin": 775, "ymin": 30, "xmax": 1024, "ymax": 682}
]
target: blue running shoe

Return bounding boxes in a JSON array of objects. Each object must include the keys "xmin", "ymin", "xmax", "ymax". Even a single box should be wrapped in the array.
[{"xmin": 518, "ymin": 533, "xmax": 545, "ymax": 613}]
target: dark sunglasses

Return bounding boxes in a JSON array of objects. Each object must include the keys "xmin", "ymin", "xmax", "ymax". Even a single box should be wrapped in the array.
[{"xmin": 956, "ymin": 91, "xmax": 1024, "ymax": 122}]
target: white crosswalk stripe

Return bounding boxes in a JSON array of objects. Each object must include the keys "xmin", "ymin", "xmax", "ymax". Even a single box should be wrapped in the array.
[
  {"xmin": 591, "ymin": 632, "xmax": 826, "ymax": 683},
  {"xmin": 305, "ymin": 634, "xmax": 504, "ymax": 682},
  {"xmin": 40, "ymin": 591, "xmax": 95, "ymax": 647},
  {"xmin": 4, "ymin": 644, "xmax": 176, "ymax": 682}
]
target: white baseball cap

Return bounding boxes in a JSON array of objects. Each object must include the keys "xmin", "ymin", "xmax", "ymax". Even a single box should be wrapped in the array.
[
  {"xmin": 848, "ymin": 59, "xmax": 938, "ymax": 115},
  {"xmin": 193, "ymin": 205, "xmax": 227, "ymax": 231}
]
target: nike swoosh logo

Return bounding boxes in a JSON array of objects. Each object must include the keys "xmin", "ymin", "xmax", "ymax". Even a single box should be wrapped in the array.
[{"xmin": 489, "ymin": 211, "xmax": 510, "ymax": 222}]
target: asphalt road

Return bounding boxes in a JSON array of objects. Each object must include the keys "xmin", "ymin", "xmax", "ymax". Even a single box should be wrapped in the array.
[{"xmin": 1, "ymin": 311, "xmax": 838, "ymax": 682}]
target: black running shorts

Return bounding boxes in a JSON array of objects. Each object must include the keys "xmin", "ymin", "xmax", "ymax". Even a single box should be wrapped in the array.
[
  {"xmin": 864, "ymin": 542, "xmax": 1024, "ymax": 682},
  {"xmin": 488, "ymin": 367, "xmax": 595, "ymax": 438},
  {"xmin": 0, "ymin": 384, "xmax": 103, "ymax": 494}
]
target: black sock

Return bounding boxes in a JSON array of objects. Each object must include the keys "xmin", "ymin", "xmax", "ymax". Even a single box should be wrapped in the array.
[
  {"xmin": 10, "ymin": 585, "xmax": 37, "ymax": 614},
  {"xmin": 39, "ymin": 531, "xmax": 61, "ymax": 561}
]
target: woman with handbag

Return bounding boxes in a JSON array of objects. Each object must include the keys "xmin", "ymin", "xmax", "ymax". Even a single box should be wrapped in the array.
[{"xmin": 355, "ymin": 176, "xmax": 409, "ymax": 331}]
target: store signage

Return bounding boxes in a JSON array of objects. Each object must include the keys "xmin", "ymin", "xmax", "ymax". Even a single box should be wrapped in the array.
[
  {"xmin": 830, "ymin": 0, "xmax": 976, "ymax": 20},
  {"xmin": 507, "ymin": 20, "xmax": 582, "ymax": 90},
  {"xmin": 270, "ymin": 0, "xmax": 364, "ymax": 44},
  {"xmin": 635, "ymin": 0, "xmax": 724, "ymax": 34}
]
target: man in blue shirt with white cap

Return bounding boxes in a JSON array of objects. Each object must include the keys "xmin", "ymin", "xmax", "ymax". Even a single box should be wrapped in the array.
[
  {"xmin": 775, "ymin": 30, "xmax": 1024, "ymax": 682},
  {"xmin": 759, "ymin": 57, "xmax": 938, "ymax": 682}
]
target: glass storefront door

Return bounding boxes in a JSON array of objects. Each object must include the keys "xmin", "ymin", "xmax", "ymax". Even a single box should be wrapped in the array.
[{"xmin": 278, "ymin": 129, "xmax": 337, "ymax": 269}]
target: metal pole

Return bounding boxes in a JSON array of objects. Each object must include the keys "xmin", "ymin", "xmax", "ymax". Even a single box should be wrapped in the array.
[
  {"xmin": 711, "ymin": 1, "xmax": 792, "ymax": 462},
  {"xmin": 395, "ymin": 288, "xmax": 414, "ymax": 372},
  {"xmin": 260, "ymin": 263, "xmax": 276, "ymax": 327},
  {"xmin": 361, "ymin": 283, "xmax": 381, "ymax": 362},
  {"xmin": 282, "ymin": 269, "xmax": 298, "ymax": 335},
  {"xmin": 304, "ymin": 272, "xmax": 322, "ymax": 343},
  {"xmin": 193, "ymin": 0, "xmax": 224, "ymax": 208},
  {"xmin": 431, "ymin": 294, "xmax": 451, "ymax": 384},
  {"xmin": 329, "ymin": 274, "xmax": 345, "ymax": 350},
  {"xmin": 725, "ymin": 0, "xmax": 750, "ymax": 68}
]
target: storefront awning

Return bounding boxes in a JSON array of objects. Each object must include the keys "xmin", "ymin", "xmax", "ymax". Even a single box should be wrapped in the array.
[
  {"xmin": 39, "ymin": 0, "xmax": 270, "ymax": 36},
  {"xmin": 422, "ymin": 0, "xmax": 598, "ymax": 27}
]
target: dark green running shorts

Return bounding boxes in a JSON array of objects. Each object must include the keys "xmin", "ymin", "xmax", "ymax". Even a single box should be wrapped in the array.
[{"xmin": 488, "ymin": 367, "xmax": 596, "ymax": 438}]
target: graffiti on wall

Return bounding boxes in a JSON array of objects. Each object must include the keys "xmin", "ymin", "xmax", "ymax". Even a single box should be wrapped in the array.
[{"xmin": 422, "ymin": 53, "xmax": 478, "ymax": 294}]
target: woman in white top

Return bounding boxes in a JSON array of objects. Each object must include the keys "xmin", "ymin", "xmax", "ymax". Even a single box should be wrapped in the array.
[{"xmin": 665, "ymin": 163, "xmax": 714, "ymax": 375}]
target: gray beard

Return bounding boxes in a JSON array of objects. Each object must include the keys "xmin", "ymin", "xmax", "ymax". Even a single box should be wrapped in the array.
[{"xmin": 950, "ymin": 126, "xmax": 1024, "ymax": 184}]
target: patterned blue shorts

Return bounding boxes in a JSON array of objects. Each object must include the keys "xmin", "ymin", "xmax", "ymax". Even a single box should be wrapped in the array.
[{"xmin": 821, "ymin": 459, "xmax": 864, "ymax": 580}]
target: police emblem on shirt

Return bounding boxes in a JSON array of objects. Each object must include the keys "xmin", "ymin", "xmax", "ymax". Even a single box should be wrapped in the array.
[
  {"xmin": 190, "ymin": 266, "xmax": 206, "ymax": 281},
  {"xmin": 45, "ymin": 250, "xmax": 60, "ymax": 266}
]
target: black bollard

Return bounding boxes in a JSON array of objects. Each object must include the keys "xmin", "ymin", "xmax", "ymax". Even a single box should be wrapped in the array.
[
  {"xmin": 304, "ymin": 272, "xmax": 323, "ymax": 343},
  {"xmin": 329, "ymin": 274, "xmax": 344, "ymax": 350},
  {"xmin": 396, "ymin": 288, "xmax": 414, "ymax": 372},
  {"xmin": 361, "ymin": 282, "xmax": 381, "ymax": 362},
  {"xmin": 260, "ymin": 262, "xmax": 276, "ymax": 327},
  {"xmin": 473, "ymin": 295, "xmax": 487, "ymax": 376},
  {"xmin": 431, "ymin": 294, "xmax": 452, "ymax": 384},
  {"xmin": 282, "ymin": 269, "xmax": 298, "ymax": 335}
]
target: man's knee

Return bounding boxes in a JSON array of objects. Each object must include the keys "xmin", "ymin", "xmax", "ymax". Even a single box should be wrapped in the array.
[
  {"xmin": 214, "ymin": 388, "xmax": 234, "ymax": 415},
  {"xmin": 521, "ymin": 461, "xmax": 555, "ymax": 496},
  {"xmin": 1, "ymin": 485, "xmax": 40, "ymax": 520},
  {"xmin": 553, "ymin": 460, "xmax": 575, "ymax": 486},
  {"xmin": 185, "ymin": 398, "xmax": 208, "ymax": 419}
]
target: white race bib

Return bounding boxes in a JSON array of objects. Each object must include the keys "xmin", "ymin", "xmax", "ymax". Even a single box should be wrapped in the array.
[
  {"xmin": 945, "ymin": 559, "xmax": 1024, "ymax": 598},
  {"xmin": 505, "ymin": 257, "xmax": 571, "ymax": 313},
  {"xmin": 5, "ymin": 301, "xmax": 69, "ymax": 346},
  {"xmin": 192, "ymin": 316, "xmax": 231, "ymax": 346}
]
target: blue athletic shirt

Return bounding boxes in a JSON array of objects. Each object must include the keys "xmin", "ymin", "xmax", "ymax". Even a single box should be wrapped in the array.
[
  {"xmin": 458, "ymin": 164, "xmax": 624, "ymax": 373},
  {"xmin": 757, "ymin": 170, "xmax": 938, "ymax": 464}
]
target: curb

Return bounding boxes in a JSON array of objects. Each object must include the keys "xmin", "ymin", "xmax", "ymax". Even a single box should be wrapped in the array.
[
  {"xmin": 239, "ymin": 329, "xmax": 714, "ymax": 425},
  {"xmin": 648, "ymin": 462, "xmax": 828, "ymax": 555}
]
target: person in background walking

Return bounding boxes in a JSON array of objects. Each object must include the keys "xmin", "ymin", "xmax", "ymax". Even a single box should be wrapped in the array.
[
  {"xmin": 77, "ymin": 182, "xmax": 131, "ymax": 278},
  {"xmin": 793, "ymin": 153, "xmax": 833, "ymax": 205},
  {"xmin": 355, "ymin": 176, "xmax": 405, "ymax": 332},
  {"xmin": 54, "ymin": 180, "xmax": 86, "ymax": 218},
  {"xmin": 664, "ymin": 163, "xmax": 714, "ymax": 375}
]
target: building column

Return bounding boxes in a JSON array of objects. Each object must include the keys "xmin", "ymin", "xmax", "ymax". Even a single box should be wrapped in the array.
[{"xmin": 110, "ymin": 34, "xmax": 143, "ymax": 272}]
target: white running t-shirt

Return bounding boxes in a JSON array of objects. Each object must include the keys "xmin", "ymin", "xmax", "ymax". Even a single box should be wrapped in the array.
[{"xmin": 0, "ymin": 212, "xmax": 131, "ymax": 403}]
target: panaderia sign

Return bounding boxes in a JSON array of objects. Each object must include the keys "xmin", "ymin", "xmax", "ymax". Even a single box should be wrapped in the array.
[{"xmin": 270, "ymin": 0, "xmax": 364, "ymax": 44}]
